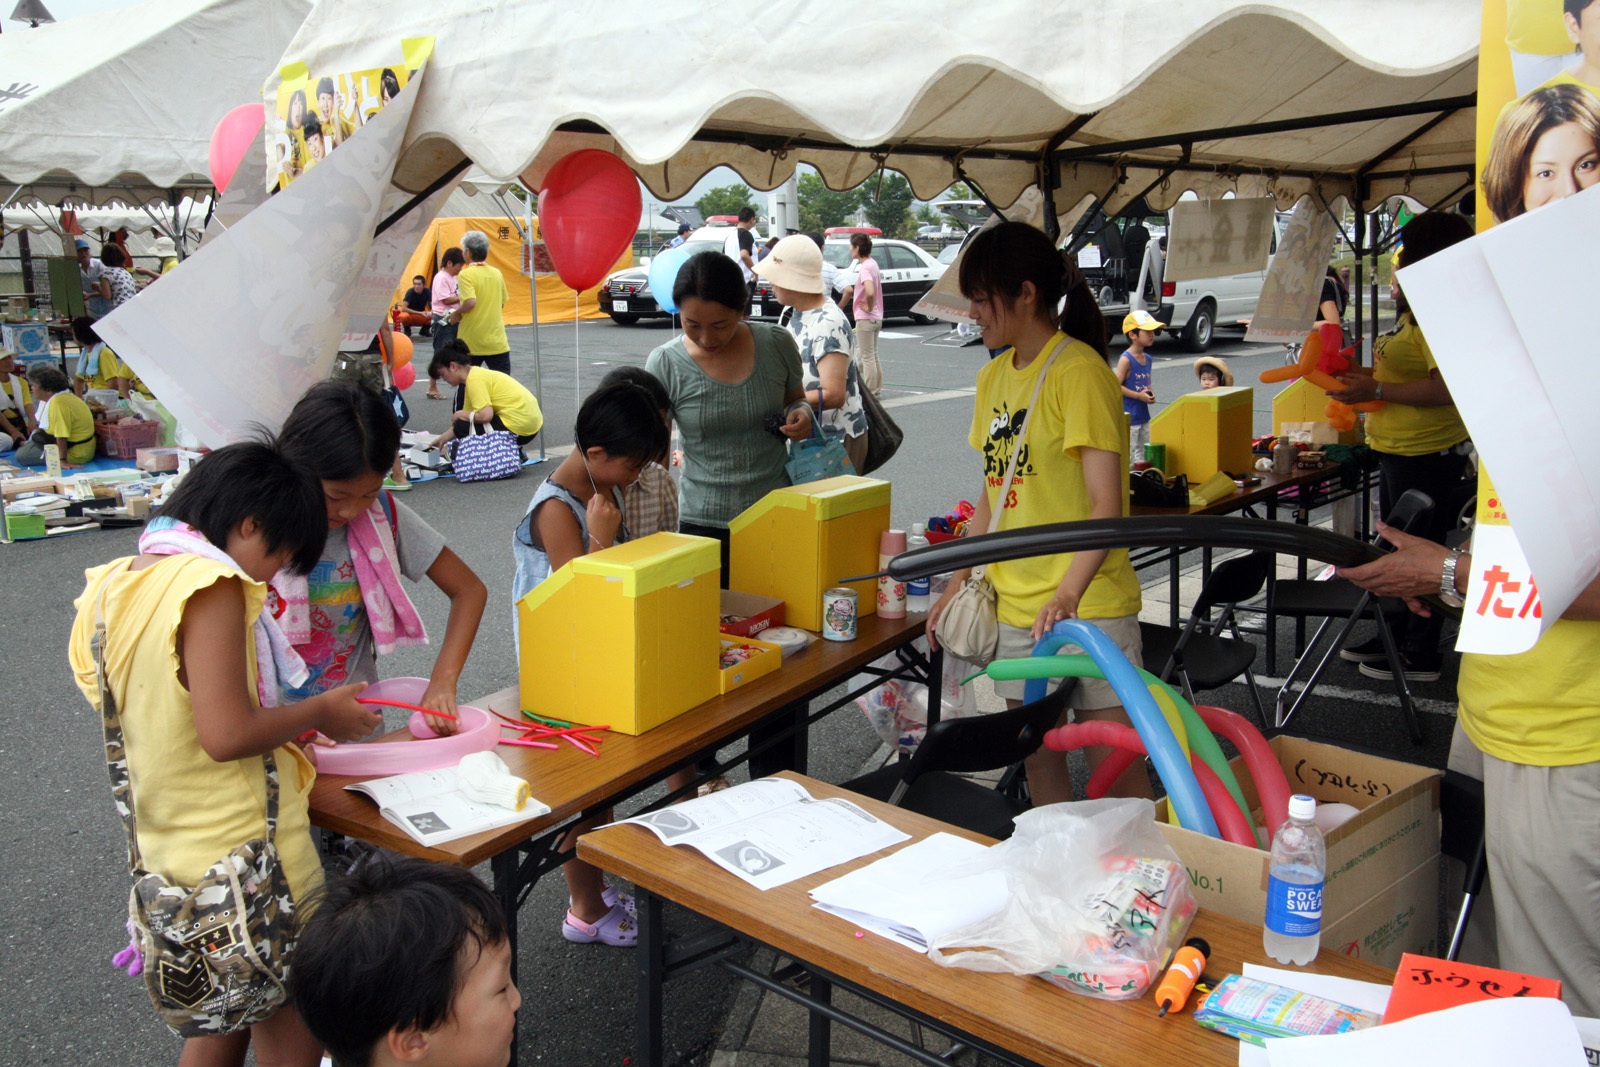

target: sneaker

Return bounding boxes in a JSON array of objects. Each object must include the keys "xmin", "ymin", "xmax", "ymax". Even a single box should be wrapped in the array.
[
  {"xmin": 1338, "ymin": 636, "xmax": 1389, "ymax": 663},
  {"xmin": 1358, "ymin": 656, "xmax": 1441, "ymax": 684},
  {"xmin": 561, "ymin": 903, "xmax": 637, "ymax": 946},
  {"xmin": 382, "ymin": 475, "xmax": 411, "ymax": 491}
]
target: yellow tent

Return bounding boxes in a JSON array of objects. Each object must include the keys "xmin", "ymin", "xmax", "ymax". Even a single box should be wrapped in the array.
[{"xmin": 393, "ymin": 215, "xmax": 631, "ymax": 325}]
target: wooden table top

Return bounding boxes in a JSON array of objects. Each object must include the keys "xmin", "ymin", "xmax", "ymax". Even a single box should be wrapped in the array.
[
  {"xmin": 1131, "ymin": 461, "xmax": 1357, "ymax": 518},
  {"xmin": 580, "ymin": 773, "xmax": 1393, "ymax": 1067},
  {"xmin": 308, "ymin": 613, "xmax": 928, "ymax": 868}
]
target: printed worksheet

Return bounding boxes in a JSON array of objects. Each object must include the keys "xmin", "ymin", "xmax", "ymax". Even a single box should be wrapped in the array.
[{"xmin": 616, "ymin": 778, "xmax": 909, "ymax": 890}]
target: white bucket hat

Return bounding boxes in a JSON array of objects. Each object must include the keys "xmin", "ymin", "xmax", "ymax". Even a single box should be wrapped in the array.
[{"xmin": 753, "ymin": 234, "xmax": 824, "ymax": 295}]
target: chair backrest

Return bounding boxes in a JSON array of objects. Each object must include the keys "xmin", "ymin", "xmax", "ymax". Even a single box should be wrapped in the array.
[
  {"xmin": 1193, "ymin": 551, "xmax": 1273, "ymax": 617},
  {"xmin": 1381, "ymin": 488, "xmax": 1435, "ymax": 544},
  {"xmin": 899, "ymin": 681, "xmax": 1074, "ymax": 787}
]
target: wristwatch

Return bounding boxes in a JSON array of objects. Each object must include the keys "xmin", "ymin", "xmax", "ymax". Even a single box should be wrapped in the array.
[
  {"xmin": 1439, "ymin": 547, "xmax": 1465, "ymax": 608},
  {"xmin": 1374, "ymin": 381, "xmax": 1385, "ymax": 402}
]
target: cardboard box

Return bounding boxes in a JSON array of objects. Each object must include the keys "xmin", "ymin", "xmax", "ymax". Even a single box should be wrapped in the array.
[
  {"xmin": 729, "ymin": 475, "xmax": 890, "ymax": 631},
  {"xmin": 719, "ymin": 590, "xmax": 786, "ymax": 637},
  {"xmin": 1321, "ymin": 857, "xmax": 1441, "ymax": 970},
  {"xmin": 136, "ymin": 447, "xmax": 183, "ymax": 472},
  {"xmin": 517, "ymin": 532, "xmax": 721, "ymax": 734},
  {"xmin": 0, "ymin": 322, "xmax": 49, "ymax": 360},
  {"xmin": 5, "ymin": 510, "xmax": 46, "ymax": 539},
  {"xmin": 717, "ymin": 634, "xmax": 783, "ymax": 694},
  {"xmin": 1, "ymin": 475, "xmax": 60, "ymax": 500},
  {"xmin": 1148, "ymin": 385, "xmax": 1254, "ymax": 481},
  {"xmin": 1157, "ymin": 736, "xmax": 1440, "ymax": 936}
]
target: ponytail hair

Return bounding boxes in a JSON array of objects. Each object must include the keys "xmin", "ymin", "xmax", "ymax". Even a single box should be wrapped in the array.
[{"xmin": 957, "ymin": 220, "xmax": 1108, "ymax": 360}]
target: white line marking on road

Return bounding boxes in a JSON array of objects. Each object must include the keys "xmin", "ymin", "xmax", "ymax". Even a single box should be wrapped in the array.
[
  {"xmin": 878, "ymin": 331, "xmax": 919, "ymax": 340},
  {"xmin": 1251, "ymin": 676, "xmax": 1459, "ymax": 717},
  {"xmin": 881, "ymin": 388, "xmax": 975, "ymax": 409}
]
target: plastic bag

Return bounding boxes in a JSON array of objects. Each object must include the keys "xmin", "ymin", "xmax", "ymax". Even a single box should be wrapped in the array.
[
  {"xmin": 853, "ymin": 640, "xmax": 980, "ymax": 752},
  {"xmin": 925, "ymin": 799, "xmax": 1197, "ymax": 1000}
]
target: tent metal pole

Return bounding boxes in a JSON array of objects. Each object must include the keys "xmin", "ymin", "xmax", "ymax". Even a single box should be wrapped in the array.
[
  {"xmin": 1352, "ymin": 200, "xmax": 1365, "ymax": 363},
  {"xmin": 523, "ymin": 184, "xmax": 545, "ymax": 461}
]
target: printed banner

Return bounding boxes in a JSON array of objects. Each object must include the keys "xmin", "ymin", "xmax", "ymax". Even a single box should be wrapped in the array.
[
  {"xmin": 1163, "ymin": 198, "xmax": 1275, "ymax": 284},
  {"xmin": 1245, "ymin": 197, "xmax": 1340, "ymax": 344},
  {"xmin": 1393, "ymin": 0, "xmax": 1600, "ymax": 652},
  {"xmin": 95, "ymin": 52, "xmax": 441, "ymax": 447}
]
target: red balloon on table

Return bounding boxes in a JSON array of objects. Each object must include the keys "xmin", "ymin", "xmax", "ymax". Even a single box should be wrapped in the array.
[
  {"xmin": 209, "ymin": 103, "xmax": 266, "ymax": 194},
  {"xmin": 537, "ymin": 150, "xmax": 642, "ymax": 292}
]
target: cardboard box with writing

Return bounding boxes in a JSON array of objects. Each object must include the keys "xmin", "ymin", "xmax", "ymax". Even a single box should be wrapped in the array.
[
  {"xmin": 1321, "ymin": 857, "xmax": 1440, "ymax": 969},
  {"xmin": 1157, "ymin": 736, "xmax": 1440, "ymax": 949},
  {"xmin": 516, "ymin": 532, "xmax": 720, "ymax": 734},
  {"xmin": 1148, "ymin": 385, "xmax": 1254, "ymax": 482},
  {"xmin": 719, "ymin": 590, "xmax": 786, "ymax": 637}
]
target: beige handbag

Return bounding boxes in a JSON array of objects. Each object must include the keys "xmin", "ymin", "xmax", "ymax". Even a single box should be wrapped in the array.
[{"xmin": 935, "ymin": 338, "xmax": 1066, "ymax": 665}]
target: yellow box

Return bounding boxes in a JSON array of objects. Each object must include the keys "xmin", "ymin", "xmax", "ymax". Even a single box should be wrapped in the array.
[
  {"xmin": 1148, "ymin": 385, "xmax": 1255, "ymax": 482},
  {"xmin": 717, "ymin": 634, "xmax": 783, "ymax": 694},
  {"xmin": 1271, "ymin": 377, "xmax": 1362, "ymax": 443},
  {"xmin": 516, "ymin": 532, "xmax": 720, "ymax": 735},
  {"xmin": 729, "ymin": 476, "xmax": 891, "ymax": 631}
]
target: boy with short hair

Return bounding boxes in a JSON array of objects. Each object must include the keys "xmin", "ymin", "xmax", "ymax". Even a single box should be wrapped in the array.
[
  {"xmin": 292, "ymin": 857, "xmax": 519, "ymax": 1067},
  {"xmin": 1116, "ymin": 310, "xmax": 1163, "ymax": 461}
]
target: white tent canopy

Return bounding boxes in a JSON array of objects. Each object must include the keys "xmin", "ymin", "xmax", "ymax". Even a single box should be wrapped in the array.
[
  {"xmin": 271, "ymin": 0, "xmax": 1478, "ymax": 223},
  {"xmin": 0, "ymin": 0, "xmax": 310, "ymax": 208}
]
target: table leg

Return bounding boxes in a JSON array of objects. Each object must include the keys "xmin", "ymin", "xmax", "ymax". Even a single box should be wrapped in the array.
[
  {"xmin": 491, "ymin": 849, "xmax": 523, "ymax": 1062},
  {"xmin": 808, "ymin": 971, "xmax": 833, "ymax": 1067},
  {"xmin": 636, "ymin": 888, "xmax": 666, "ymax": 1067}
]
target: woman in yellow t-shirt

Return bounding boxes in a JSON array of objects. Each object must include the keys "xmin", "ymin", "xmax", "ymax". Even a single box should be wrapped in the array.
[
  {"xmin": 68, "ymin": 443, "xmax": 381, "ymax": 1063},
  {"xmin": 17, "ymin": 363, "xmax": 96, "ymax": 466},
  {"xmin": 928, "ymin": 221, "xmax": 1143, "ymax": 804},
  {"xmin": 1326, "ymin": 212, "xmax": 1475, "ymax": 682}
]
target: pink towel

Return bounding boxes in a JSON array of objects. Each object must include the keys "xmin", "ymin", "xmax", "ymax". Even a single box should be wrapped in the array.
[{"xmin": 271, "ymin": 499, "xmax": 427, "ymax": 658}]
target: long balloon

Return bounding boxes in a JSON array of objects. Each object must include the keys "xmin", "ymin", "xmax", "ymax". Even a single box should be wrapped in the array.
[
  {"xmin": 1193, "ymin": 704, "xmax": 1292, "ymax": 845},
  {"xmin": 1026, "ymin": 621, "xmax": 1218, "ymax": 837},
  {"xmin": 1047, "ymin": 721, "xmax": 1256, "ymax": 847},
  {"xmin": 982, "ymin": 655, "xmax": 1255, "ymax": 839}
]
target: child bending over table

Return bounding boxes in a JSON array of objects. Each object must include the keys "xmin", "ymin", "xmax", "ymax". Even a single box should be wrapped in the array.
[
  {"xmin": 68, "ymin": 443, "xmax": 382, "ymax": 1066},
  {"xmin": 512, "ymin": 379, "xmax": 670, "ymax": 946}
]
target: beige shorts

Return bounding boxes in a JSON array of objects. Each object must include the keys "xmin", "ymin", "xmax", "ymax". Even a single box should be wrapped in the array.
[{"xmin": 991, "ymin": 614, "xmax": 1143, "ymax": 706}]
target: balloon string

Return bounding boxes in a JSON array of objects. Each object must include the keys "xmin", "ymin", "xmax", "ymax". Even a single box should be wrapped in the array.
[{"xmin": 574, "ymin": 289, "xmax": 580, "ymax": 398}]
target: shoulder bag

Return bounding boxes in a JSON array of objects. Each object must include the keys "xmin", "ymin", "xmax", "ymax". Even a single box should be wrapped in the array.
[
  {"xmin": 92, "ymin": 587, "xmax": 296, "ymax": 1038},
  {"xmin": 857, "ymin": 384, "xmax": 903, "ymax": 475},
  {"xmin": 786, "ymin": 414, "xmax": 855, "ymax": 484},
  {"xmin": 933, "ymin": 337, "xmax": 1066, "ymax": 665},
  {"xmin": 451, "ymin": 418, "xmax": 522, "ymax": 482}
]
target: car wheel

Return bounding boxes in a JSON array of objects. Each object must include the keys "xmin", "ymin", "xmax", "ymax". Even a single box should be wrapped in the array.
[
  {"xmin": 1182, "ymin": 301, "xmax": 1215, "ymax": 352},
  {"xmin": 609, "ymin": 313, "xmax": 640, "ymax": 326}
]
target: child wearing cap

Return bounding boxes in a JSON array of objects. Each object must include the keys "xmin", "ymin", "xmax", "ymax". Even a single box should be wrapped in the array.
[{"xmin": 1116, "ymin": 310, "xmax": 1164, "ymax": 461}]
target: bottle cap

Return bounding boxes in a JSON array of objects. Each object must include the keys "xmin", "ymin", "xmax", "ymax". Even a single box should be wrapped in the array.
[
  {"xmin": 1288, "ymin": 794, "xmax": 1317, "ymax": 821},
  {"xmin": 911, "ymin": 522, "xmax": 926, "ymax": 536},
  {"xmin": 880, "ymin": 528, "xmax": 907, "ymax": 554}
]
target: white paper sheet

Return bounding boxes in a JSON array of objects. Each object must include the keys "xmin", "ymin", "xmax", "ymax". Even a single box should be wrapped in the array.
[
  {"xmin": 1165, "ymin": 198, "xmax": 1276, "ymax": 283},
  {"xmin": 1245, "ymin": 197, "xmax": 1340, "ymax": 344},
  {"xmin": 1397, "ymin": 184, "xmax": 1600, "ymax": 652},
  {"xmin": 809, "ymin": 832, "xmax": 1008, "ymax": 952},
  {"xmin": 1260, "ymin": 997, "xmax": 1587, "ymax": 1067},
  {"xmin": 1236, "ymin": 964, "xmax": 1394, "ymax": 1067}
]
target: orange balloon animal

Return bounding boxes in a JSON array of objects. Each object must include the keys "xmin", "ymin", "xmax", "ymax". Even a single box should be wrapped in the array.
[{"xmin": 1258, "ymin": 322, "xmax": 1381, "ymax": 432}]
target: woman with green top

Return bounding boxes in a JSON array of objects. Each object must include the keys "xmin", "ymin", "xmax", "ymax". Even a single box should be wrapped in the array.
[
  {"xmin": 1326, "ymin": 211, "xmax": 1475, "ymax": 684},
  {"xmin": 645, "ymin": 251, "xmax": 813, "ymax": 580}
]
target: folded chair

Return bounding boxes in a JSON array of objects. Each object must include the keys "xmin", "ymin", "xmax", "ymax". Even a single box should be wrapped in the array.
[
  {"xmin": 1269, "ymin": 489, "xmax": 1435, "ymax": 744},
  {"xmin": 1140, "ymin": 550, "xmax": 1273, "ymax": 725}
]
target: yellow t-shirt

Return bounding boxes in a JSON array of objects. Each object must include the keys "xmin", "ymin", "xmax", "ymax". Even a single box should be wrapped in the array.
[
  {"xmin": 0, "ymin": 372, "xmax": 30, "ymax": 418},
  {"xmin": 1506, "ymin": 0, "xmax": 1575, "ymax": 55},
  {"xmin": 69, "ymin": 556, "xmax": 323, "ymax": 903},
  {"xmin": 1458, "ymin": 468, "xmax": 1600, "ymax": 766},
  {"xmin": 78, "ymin": 343, "xmax": 130, "ymax": 392},
  {"xmin": 463, "ymin": 365, "xmax": 543, "ymax": 437},
  {"xmin": 159, "ymin": 257, "xmax": 179, "ymax": 275},
  {"xmin": 45, "ymin": 391, "xmax": 97, "ymax": 463},
  {"xmin": 967, "ymin": 333, "xmax": 1141, "ymax": 627},
  {"xmin": 1362, "ymin": 315, "xmax": 1468, "ymax": 456},
  {"xmin": 456, "ymin": 262, "xmax": 509, "ymax": 356},
  {"xmin": 1536, "ymin": 67, "xmax": 1600, "ymax": 94}
]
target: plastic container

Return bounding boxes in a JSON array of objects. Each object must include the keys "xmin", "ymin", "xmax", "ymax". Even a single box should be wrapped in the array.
[
  {"xmin": 877, "ymin": 528, "xmax": 907, "ymax": 619},
  {"xmin": 96, "ymin": 418, "xmax": 162, "ymax": 459},
  {"xmin": 1264, "ymin": 793, "xmax": 1326, "ymax": 965},
  {"xmin": 905, "ymin": 522, "xmax": 930, "ymax": 612},
  {"xmin": 313, "ymin": 677, "xmax": 500, "ymax": 777}
]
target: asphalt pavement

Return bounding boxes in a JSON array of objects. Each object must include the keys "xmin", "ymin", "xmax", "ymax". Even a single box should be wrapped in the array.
[{"xmin": 0, "ymin": 318, "xmax": 1455, "ymax": 1067}]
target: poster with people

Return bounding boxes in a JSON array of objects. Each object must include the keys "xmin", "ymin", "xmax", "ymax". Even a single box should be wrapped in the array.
[
  {"xmin": 1392, "ymin": 0, "xmax": 1600, "ymax": 653},
  {"xmin": 266, "ymin": 38, "xmax": 433, "ymax": 192}
]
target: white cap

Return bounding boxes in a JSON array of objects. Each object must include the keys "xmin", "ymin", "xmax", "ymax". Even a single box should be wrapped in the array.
[
  {"xmin": 1288, "ymin": 794, "xmax": 1317, "ymax": 821},
  {"xmin": 911, "ymin": 522, "xmax": 926, "ymax": 535}
]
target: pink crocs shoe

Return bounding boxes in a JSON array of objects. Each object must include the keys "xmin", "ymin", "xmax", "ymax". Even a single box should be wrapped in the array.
[{"xmin": 561, "ymin": 902, "xmax": 638, "ymax": 946}]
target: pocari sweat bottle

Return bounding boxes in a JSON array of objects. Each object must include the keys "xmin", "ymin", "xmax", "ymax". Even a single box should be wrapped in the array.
[
  {"xmin": 1263, "ymin": 793, "xmax": 1326, "ymax": 965},
  {"xmin": 905, "ymin": 523, "xmax": 931, "ymax": 612}
]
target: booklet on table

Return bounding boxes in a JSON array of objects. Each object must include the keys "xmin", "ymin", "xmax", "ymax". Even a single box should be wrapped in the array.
[
  {"xmin": 345, "ymin": 767, "xmax": 549, "ymax": 847},
  {"xmin": 615, "ymin": 778, "xmax": 910, "ymax": 890}
]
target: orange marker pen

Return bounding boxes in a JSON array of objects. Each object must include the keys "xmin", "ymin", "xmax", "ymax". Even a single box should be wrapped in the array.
[{"xmin": 1155, "ymin": 937, "xmax": 1211, "ymax": 1017}]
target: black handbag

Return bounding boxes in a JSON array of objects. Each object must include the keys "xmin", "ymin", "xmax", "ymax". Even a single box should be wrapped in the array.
[{"xmin": 857, "ymin": 386, "xmax": 902, "ymax": 475}]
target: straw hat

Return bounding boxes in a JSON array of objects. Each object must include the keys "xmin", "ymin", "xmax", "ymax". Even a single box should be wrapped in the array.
[{"xmin": 1193, "ymin": 356, "xmax": 1234, "ymax": 386}]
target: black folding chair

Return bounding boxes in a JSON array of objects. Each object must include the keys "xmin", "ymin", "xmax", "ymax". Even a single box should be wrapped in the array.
[
  {"xmin": 1140, "ymin": 551, "xmax": 1273, "ymax": 724},
  {"xmin": 1441, "ymin": 770, "xmax": 1488, "ymax": 961}
]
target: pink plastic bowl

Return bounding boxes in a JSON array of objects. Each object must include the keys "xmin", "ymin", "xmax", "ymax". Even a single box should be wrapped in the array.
[{"xmin": 313, "ymin": 677, "xmax": 501, "ymax": 777}]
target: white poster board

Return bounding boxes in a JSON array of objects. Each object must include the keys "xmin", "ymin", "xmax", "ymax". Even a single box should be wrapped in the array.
[
  {"xmin": 1245, "ymin": 197, "xmax": 1339, "ymax": 343},
  {"xmin": 1164, "ymin": 197, "xmax": 1275, "ymax": 283}
]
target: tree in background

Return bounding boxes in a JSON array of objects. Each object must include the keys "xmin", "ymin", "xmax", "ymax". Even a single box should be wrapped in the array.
[
  {"xmin": 797, "ymin": 173, "xmax": 863, "ymax": 232},
  {"xmin": 696, "ymin": 183, "xmax": 755, "ymax": 220},
  {"xmin": 862, "ymin": 172, "xmax": 916, "ymax": 239},
  {"xmin": 914, "ymin": 204, "xmax": 939, "ymax": 227},
  {"xmin": 943, "ymin": 181, "xmax": 974, "ymax": 201}
]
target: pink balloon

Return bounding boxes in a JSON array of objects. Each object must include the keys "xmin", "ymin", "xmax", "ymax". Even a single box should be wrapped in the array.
[
  {"xmin": 537, "ymin": 150, "xmax": 641, "ymax": 292},
  {"xmin": 209, "ymin": 103, "xmax": 266, "ymax": 194},
  {"xmin": 392, "ymin": 360, "xmax": 416, "ymax": 391}
]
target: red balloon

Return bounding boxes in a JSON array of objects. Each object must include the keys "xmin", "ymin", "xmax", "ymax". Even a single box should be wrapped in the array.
[
  {"xmin": 537, "ymin": 150, "xmax": 642, "ymax": 292},
  {"xmin": 209, "ymin": 103, "xmax": 266, "ymax": 194},
  {"xmin": 392, "ymin": 361, "xmax": 416, "ymax": 391}
]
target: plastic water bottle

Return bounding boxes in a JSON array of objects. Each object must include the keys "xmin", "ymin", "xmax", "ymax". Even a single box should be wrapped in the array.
[
  {"xmin": 905, "ymin": 522, "xmax": 931, "ymax": 612},
  {"xmin": 1264, "ymin": 794, "xmax": 1326, "ymax": 965}
]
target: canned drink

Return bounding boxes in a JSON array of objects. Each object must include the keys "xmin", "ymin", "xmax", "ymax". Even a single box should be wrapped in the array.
[{"xmin": 821, "ymin": 587, "xmax": 858, "ymax": 641}]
